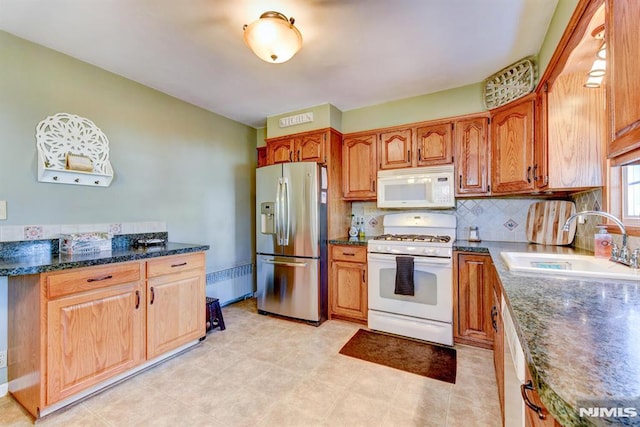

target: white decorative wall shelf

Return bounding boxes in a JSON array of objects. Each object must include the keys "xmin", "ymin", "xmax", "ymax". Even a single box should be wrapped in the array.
[{"xmin": 36, "ymin": 113, "xmax": 114, "ymax": 187}]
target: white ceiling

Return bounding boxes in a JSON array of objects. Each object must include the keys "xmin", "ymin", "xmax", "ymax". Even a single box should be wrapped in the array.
[{"xmin": 0, "ymin": 0, "xmax": 560, "ymax": 128}]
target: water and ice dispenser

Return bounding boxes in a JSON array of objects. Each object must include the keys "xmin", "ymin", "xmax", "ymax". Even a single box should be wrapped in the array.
[{"xmin": 260, "ymin": 202, "xmax": 275, "ymax": 234}]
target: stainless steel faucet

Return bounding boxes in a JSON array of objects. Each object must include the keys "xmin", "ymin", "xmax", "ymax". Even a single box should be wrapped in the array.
[{"xmin": 562, "ymin": 210, "xmax": 636, "ymax": 268}]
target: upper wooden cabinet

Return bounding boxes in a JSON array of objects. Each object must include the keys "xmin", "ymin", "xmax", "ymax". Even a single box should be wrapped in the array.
[
  {"xmin": 343, "ymin": 133, "xmax": 377, "ymax": 200},
  {"xmin": 545, "ymin": 74, "xmax": 605, "ymax": 189},
  {"xmin": 490, "ymin": 95, "xmax": 536, "ymax": 194},
  {"xmin": 266, "ymin": 130, "xmax": 326, "ymax": 164},
  {"xmin": 268, "ymin": 139, "xmax": 295, "ymax": 164},
  {"xmin": 379, "ymin": 128, "xmax": 413, "ymax": 169},
  {"xmin": 296, "ymin": 132, "xmax": 326, "ymax": 162},
  {"xmin": 607, "ymin": 0, "xmax": 640, "ymax": 161},
  {"xmin": 256, "ymin": 146, "xmax": 267, "ymax": 168},
  {"xmin": 378, "ymin": 123, "xmax": 454, "ymax": 170},
  {"xmin": 454, "ymin": 116, "xmax": 490, "ymax": 196},
  {"xmin": 416, "ymin": 123, "xmax": 453, "ymax": 166}
]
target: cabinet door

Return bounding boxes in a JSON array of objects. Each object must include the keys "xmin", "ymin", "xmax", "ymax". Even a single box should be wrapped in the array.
[
  {"xmin": 607, "ymin": 0, "xmax": 640, "ymax": 159},
  {"xmin": 267, "ymin": 139, "xmax": 294, "ymax": 164},
  {"xmin": 455, "ymin": 117, "xmax": 490, "ymax": 195},
  {"xmin": 343, "ymin": 134, "xmax": 377, "ymax": 200},
  {"xmin": 147, "ymin": 269, "xmax": 205, "ymax": 359},
  {"xmin": 415, "ymin": 123, "xmax": 453, "ymax": 166},
  {"xmin": 330, "ymin": 260, "xmax": 367, "ymax": 322},
  {"xmin": 257, "ymin": 146, "xmax": 268, "ymax": 167},
  {"xmin": 493, "ymin": 284, "xmax": 504, "ymax": 425},
  {"xmin": 491, "ymin": 97, "xmax": 536, "ymax": 193},
  {"xmin": 379, "ymin": 129, "xmax": 413, "ymax": 170},
  {"xmin": 454, "ymin": 253, "xmax": 494, "ymax": 348},
  {"xmin": 47, "ymin": 282, "xmax": 145, "ymax": 404},
  {"xmin": 295, "ymin": 132, "xmax": 325, "ymax": 163}
]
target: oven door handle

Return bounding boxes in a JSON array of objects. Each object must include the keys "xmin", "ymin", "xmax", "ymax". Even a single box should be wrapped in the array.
[{"xmin": 367, "ymin": 253, "xmax": 452, "ymax": 266}]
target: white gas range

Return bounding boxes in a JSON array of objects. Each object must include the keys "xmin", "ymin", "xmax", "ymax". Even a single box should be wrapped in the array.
[{"xmin": 367, "ymin": 212, "xmax": 456, "ymax": 346}]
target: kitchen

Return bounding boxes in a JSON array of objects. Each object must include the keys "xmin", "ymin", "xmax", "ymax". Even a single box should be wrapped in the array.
[{"xmin": 1, "ymin": 0, "xmax": 640, "ymax": 425}]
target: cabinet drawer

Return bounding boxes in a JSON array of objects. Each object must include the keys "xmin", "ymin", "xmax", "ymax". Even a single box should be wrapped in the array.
[
  {"xmin": 46, "ymin": 262, "xmax": 143, "ymax": 299},
  {"xmin": 331, "ymin": 245, "xmax": 367, "ymax": 263},
  {"xmin": 146, "ymin": 252, "xmax": 205, "ymax": 278}
]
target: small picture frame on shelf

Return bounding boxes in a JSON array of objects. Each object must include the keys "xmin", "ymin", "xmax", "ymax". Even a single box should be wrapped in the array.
[{"xmin": 65, "ymin": 152, "xmax": 94, "ymax": 172}]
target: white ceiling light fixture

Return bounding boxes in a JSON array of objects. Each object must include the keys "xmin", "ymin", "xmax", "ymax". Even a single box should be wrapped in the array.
[{"xmin": 243, "ymin": 11, "xmax": 303, "ymax": 64}]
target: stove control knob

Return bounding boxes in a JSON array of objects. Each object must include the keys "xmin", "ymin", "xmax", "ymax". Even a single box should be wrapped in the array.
[{"xmin": 423, "ymin": 248, "xmax": 436, "ymax": 255}]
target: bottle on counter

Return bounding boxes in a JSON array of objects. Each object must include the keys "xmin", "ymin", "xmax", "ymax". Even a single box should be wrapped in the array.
[
  {"xmin": 594, "ymin": 226, "xmax": 612, "ymax": 258},
  {"xmin": 358, "ymin": 217, "xmax": 366, "ymax": 239}
]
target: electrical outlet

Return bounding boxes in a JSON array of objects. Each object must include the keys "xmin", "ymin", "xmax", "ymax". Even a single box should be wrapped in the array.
[
  {"xmin": 0, "ymin": 350, "xmax": 6, "ymax": 369},
  {"xmin": 0, "ymin": 200, "xmax": 6, "ymax": 220}
]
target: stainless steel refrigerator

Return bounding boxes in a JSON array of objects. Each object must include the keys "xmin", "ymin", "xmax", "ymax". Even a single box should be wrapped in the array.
[{"xmin": 255, "ymin": 162, "xmax": 328, "ymax": 324}]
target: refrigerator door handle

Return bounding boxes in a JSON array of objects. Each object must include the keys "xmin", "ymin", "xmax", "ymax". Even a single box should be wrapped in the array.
[
  {"xmin": 263, "ymin": 259, "xmax": 308, "ymax": 268},
  {"xmin": 283, "ymin": 177, "xmax": 290, "ymax": 246},
  {"xmin": 276, "ymin": 177, "xmax": 283, "ymax": 245}
]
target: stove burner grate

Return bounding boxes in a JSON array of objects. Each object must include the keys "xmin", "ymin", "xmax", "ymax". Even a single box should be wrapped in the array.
[{"xmin": 376, "ymin": 234, "xmax": 451, "ymax": 243}]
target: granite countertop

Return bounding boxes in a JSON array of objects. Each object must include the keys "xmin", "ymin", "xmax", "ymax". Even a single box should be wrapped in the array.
[
  {"xmin": 456, "ymin": 240, "xmax": 640, "ymax": 426},
  {"xmin": 0, "ymin": 242, "xmax": 210, "ymax": 276},
  {"xmin": 328, "ymin": 236, "xmax": 376, "ymax": 246}
]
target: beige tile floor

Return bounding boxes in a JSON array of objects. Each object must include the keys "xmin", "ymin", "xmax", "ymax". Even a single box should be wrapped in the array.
[{"xmin": 0, "ymin": 298, "xmax": 501, "ymax": 426}]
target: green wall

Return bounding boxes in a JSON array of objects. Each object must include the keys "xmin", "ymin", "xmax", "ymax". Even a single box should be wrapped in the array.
[
  {"xmin": 0, "ymin": 31, "xmax": 256, "ymax": 386},
  {"xmin": 537, "ymin": 0, "xmax": 581, "ymax": 79},
  {"xmin": 341, "ymin": 83, "xmax": 485, "ymax": 134}
]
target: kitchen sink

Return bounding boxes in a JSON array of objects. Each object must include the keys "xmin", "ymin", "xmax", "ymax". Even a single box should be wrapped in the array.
[{"xmin": 500, "ymin": 252, "xmax": 640, "ymax": 281}]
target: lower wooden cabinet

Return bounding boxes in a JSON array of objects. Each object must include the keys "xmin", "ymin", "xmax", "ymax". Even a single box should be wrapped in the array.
[
  {"xmin": 329, "ymin": 244, "xmax": 368, "ymax": 323},
  {"xmin": 453, "ymin": 252, "xmax": 494, "ymax": 348},
  {"xmin": 8, "ymin": 252, "xmax": 206, "ymax": 419},
  {"xmin": 146, "ymin": 253, "xmax": 206, "ymax": 358}
]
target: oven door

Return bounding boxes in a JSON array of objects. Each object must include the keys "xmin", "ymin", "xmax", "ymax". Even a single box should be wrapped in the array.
[{"xmin": 367, "ymin": 252, "xmax": 452, "ymax": 323}]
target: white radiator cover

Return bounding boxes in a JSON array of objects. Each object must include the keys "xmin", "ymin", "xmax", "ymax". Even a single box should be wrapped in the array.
[{"xmin": 206, "ymin": 264, "xmax": 254, "ymax": 305}]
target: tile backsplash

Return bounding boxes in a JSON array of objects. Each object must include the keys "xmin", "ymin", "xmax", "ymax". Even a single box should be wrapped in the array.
[
  {"xmin": 0, "ymin": 221, "xmax": 167, "ymax": 242},
  {"xmin": 352, "ymin": 198, "xmax": 538, "ymax": 242},
  {"xmin": 571, "ymin": 188, "xmax": 640, "ymax": 252},
  {"xmin": 354, "ymin": 190, "xmax": 640, "ymax": 252}
]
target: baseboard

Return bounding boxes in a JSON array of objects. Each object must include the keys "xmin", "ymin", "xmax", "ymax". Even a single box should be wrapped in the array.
[{"xmin": 0, "ymin": 381, "xmax": 8, "ymax": 397}]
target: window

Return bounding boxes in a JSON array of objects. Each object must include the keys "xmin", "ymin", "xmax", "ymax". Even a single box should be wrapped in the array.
[
  {"xmin": 624, "ymin": 164, "xmax": 640, "ymax": 219},
  {"xmin": 609, "ymin": 162, "xmax": 640, "ymax": 235}
]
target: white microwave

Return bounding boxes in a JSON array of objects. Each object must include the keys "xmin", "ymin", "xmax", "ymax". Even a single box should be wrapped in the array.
[{"xmin": 377, "ymin": 165, "xmax": 455, "ymax": 209}]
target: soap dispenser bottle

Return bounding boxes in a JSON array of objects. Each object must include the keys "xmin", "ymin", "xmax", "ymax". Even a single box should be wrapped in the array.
[
  {"xmin": 594, "ymin": 226, "xmax": 612, "ymax": 258},
  {"xmin": 358, "ymin": 217, "xmax": 366, "ymax": 239}
]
